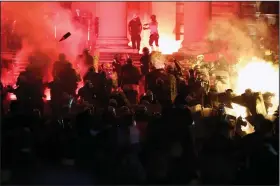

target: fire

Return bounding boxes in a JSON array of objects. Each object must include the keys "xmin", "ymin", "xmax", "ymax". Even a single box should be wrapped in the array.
[
  {"xmin": 76, "ymin": 81, "xmax": 83, "ymax": 94},
  {"xmin": 128, "ymin": 34, "xmax": 182, "ymax": 54},
  {"xmin": 232, "ymin": 103, "xmax": 248, "ymax": 119},
  {"xmin": 9, "ymin": 93, "xmax": 17, "ymax": 100},
  {"xmin": 158, "ymin": 34, "xmax": 182, "ymax": 54},
  {"xmin": 44, "ymin": 88, "xmax": 51, "ymax": 101},
  {"xmin": 43, "ymin": 81, "xmax": 83, "ymax": 101},
  {"xmin": 234, "ymin": 57, "xmax": 279, "ymax": 116}
]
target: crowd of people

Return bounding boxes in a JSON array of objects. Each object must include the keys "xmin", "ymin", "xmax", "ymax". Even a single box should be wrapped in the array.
[{"xmin": 0, "ymin": 43, "xmax": 279, "ymax": 185}]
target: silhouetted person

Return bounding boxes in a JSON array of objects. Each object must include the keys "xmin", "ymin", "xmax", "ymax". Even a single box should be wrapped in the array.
[
  {"xmin": 146, "ymin": 63, "xmax": 177, "ymax": 106},
  {"xmin": 140, "ymin": 47, "xmax": 151, "ymax": 76},
  {"xmin": 14, "ymin": 65, "xmax": 44, "ymax": 113},
  {"xmin": 83, "ymin": 67, "xmax": 108, "ymax": 106},
  {"xmin": 120, "ymin": 58, "xmax": 141, "ymax": 88},
  {"xmin": 47, "ymin": 77, "xmax": 64, "ymax": 116},
  {"xmin": 1, "ymin": 82, "xmax": 7, "ymax": 115},
  {"xmin": 78, "ymin": 81, "xmax": 97, "ymax": 104},
  {"xmin": 241, "ymin": 89, "xmax": 259, "ymax": 116},
  {"xmin": 128, "ymin": 14, "xmax": 142, "ymax": 52},
  {"xmin": 218, "ymin": 89, "xmax": 234, "ymax": 108},
  {"xmin": 120, "ymin": 58, "xmax": 141, "ymax": 104},
  {"xmin": 52, "ymin": 53, "xmax": 71, "ymax": 80},
  {"xmin": 143, "ymin": 15, "xmax": 159, "ymax": 50},
  {"xmin": 112, "ymin": 54, "xmax": 122, "ymax": 87},
  {"xmin": 60, "ymin": 63, "xmax": 80, "ymax": 96},
  {"xmin": 82, "ymin": 49, "xmax": 94, "ymax": 69}
]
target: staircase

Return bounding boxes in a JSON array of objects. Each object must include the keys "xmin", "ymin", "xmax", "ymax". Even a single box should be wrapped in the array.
[
  {"xmin": 1, "ymin": 51, "xmax": 29, "ymax": 85},
  {"xmin": 13, "ymin": 58, "xmax": 29, "ymax": 81}
]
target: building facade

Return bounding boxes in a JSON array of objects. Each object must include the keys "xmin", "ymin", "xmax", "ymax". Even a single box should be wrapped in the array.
[{"xmin": 71, "ymin": 1, "xmax": 277, "ymax": 54}]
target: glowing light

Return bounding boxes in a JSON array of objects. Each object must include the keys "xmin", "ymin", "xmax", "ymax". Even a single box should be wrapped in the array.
[
  {"xmin": 9, "ymin": 93, "xmax": 17, "ymax": 100},
  {"xmin": 43, "ymin": 82, "xmax": 83, "ymax": 101},
  {"xmin": 232, "ymin": 103, "xmax": 248, "ymax": 119},
  {"xmin": 128, "ymin": 34, "xmax": 182, "ymax": 55},
  {"xmin": 76, "ymin": 81, "xmax": 83, "ymax": 95},
  {"xmin": 158, "ymin": 34, "xmax": 182, "ymax": 54},
  {"xmin": 44, "ymin": 88, "xmax": 51, "ymax": 101},
  {"xmin": 235, "ymin": 57, "xmax": 279, "ymax": 116}
]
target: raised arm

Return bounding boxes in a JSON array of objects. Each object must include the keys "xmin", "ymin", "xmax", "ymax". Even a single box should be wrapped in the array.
[{"xmin": 143, "ymin": 23, "xmax": 150, "ymax": 30}]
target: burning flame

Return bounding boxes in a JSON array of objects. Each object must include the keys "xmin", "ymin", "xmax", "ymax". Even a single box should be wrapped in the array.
[
  {"xmin": 43, "ymin": 82, "xmax": 83, "ymax": 101},
  {"xmin": 9, "ymin": 93, "xmax": 17, "ymax": 100},
  {"xmin": 232, "ymin": 103, "xmax": 248, "ymax": 119},
  {"xmin": 44, "ymin": 88, "xmax": 51, "ymax": 101},
  {"xmin": 158, "ymin": 34, "xmax": 182, "ymax": 54},
  {"xmin": 241, "ymin": 120, "xmax": 255, "ymax": 134},
  {"xmin": 128, "ymin": 34, "xmax": 182, "ymax": 54},
  {"xmin": 235, "ymin": 57, "xmax": 279, "ymax": 116}
]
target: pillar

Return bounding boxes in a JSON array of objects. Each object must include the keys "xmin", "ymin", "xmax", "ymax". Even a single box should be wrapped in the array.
[
  {"xmin": 127, "ymin": 2, "xmax": 140, "ymax": 41},
  {"xmin": 180, "ymin": 2, "xmax": 211, "ymax": 55},
  {"xmin": 96, "ymin": 2, "xmax": 131, "ymax": 52},
  {"xmin": 151, "ymin": 2, "xmax": 176, "ymax": 40}
]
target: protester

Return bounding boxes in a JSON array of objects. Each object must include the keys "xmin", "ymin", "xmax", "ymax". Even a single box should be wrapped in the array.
[
  {"xmin": 128, "ymin": 14, "xmax": 142, "ymax": 53},
  {"xmin": 1, "ymin": 40, "xmax": 278, "ymax": 186}
]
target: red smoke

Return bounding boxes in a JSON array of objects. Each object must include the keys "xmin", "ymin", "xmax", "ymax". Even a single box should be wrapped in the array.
[{"xmin": 1, "ymin": 2, "xmax": 88, "ymax": 86}]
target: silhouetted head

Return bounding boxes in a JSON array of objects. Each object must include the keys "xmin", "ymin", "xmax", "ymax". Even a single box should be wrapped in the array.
[
  {"xmin": 65, "ymin": 62, "xmax": 73, "ymax": 69},
  {"xmin": 142, "ymin": 47, "xmax": 150, "ymax": 55},
  {"xmin": 156, "ymin": 78, "xmax": 164, "ymax": 87},
  {"xmin": 88, "ymin": 66, "xmax": 95, "ymax": 72},
  {"xmin": 151, "ymin": 14, "xmax": 156, "ymax": 22},
  {"xmin": 226, "ymin": 89, "xmax": 233, "ymax": 97},
  {"xmin": 127, "ymin": 58, "xmax": 133, "ymax": 65},
  {"xmin": 109, "ymin": 99, "xmax": 118, "ymax": 109},
  {"xmin": 58, "ymin": 53, "xmax": 66, "ymax": 61},
  {"xmin": 146, "ymin": 90, "xmax": 153, "ymax": 101},
  {"xmin": 28, "ymin": 55, "xmax": 36, "ymax": 64},
  {"xmin": 218, "ymin": 104, "xmax": 226, "ymax": 116},
  {"xmin": 83, "ymin": 49, "xmax": 89, "ymax": 55},
  {"xmin": 132, "ymin": 14, "xmax": 138, "ymax": 21},
  {"xmin": 245, "ymin": 89, "xmax": 253, "ymax": 96},
  {"xmin": 85, "ymin": 80, "xmax": 94, "ymax": 88},
  {"xmin": 189, "ymin": 69, "xmax": 195, "ymax": 77}
]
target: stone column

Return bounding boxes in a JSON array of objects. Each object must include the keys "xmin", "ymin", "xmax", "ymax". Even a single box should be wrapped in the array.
[
  {"xmin": 151, "ymin": 2, "xmax": 176, "ymax": 39},
  {"xmin": 96, "ymin": 2, "xmax": 131, "ymax": 52},
  {"xmin": 180, "ymin": 2, "xmax": 211, "ymax": 55}
]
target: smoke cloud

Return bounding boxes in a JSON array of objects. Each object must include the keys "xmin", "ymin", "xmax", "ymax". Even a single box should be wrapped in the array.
[
  {"xmin": 1, "ymin": 2, "xmax": 87, "ymax": 83},
  {"xmin": 207, "ymin": 16, "xmax": 270, "ymax": 62}
]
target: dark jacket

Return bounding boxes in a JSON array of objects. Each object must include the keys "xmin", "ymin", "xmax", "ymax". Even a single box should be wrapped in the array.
[
  {"xmin": 145, "ymin": 69, "xmax": 177, "ymax": 103},
  {"xmin": 140, "ymin": 54, "xmax": 151, "ymax": 76},
  {"xmin": 120, "ymin": 64, "xmax": 141, "ymax": 86}
]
